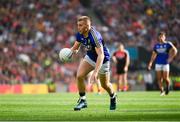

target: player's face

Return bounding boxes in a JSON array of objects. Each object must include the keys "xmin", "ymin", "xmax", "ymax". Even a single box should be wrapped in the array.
[
  {"xmin": 158, "ymin": 34, "xmax": 166, "ymax": 42},
  {"xmin": 77, "ymin": 21, "xmax": 88, "ymax": 34},
  {"xmin": 118, "ymin": 44, "xmax": 124, "ymax": 51}
]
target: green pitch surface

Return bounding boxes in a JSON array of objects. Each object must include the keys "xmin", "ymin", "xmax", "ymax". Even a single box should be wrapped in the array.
[{"xmin": 0, "ymin": 91, "xmax": 180, "ymax": 121}]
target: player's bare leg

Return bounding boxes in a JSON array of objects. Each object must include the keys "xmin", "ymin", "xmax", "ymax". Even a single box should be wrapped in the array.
[
  {"xmin": 96, "ymin": 80, "xmax": 101, "ymax": 94},
  {"xmin": 163, "ymin": 71, "xmax": 170, "ymax": 95},
  {"xmin": 99, "ymin": 73, "xmax": 113, "ymax": 94},
  {"xmin": 76, "ymin": 60, "xmax": 94, "ymax": 93},
  {"xmin": 156, "ymin": 71, "xmax": 164, "ymax": 96},
  {"xmin": 74, "ymin": 59, "xmax": 94, "ymax": 111},
  {"xmin": 117, "ymin": 75, "xmax": 123, "ymax": 91},
  {"xmin": 122, "ymin": 73, "xmax": 128, "ymax": 91},
  {"xmin": 99, "ymin": 73, "xmax": 116, "ymax": 110}
]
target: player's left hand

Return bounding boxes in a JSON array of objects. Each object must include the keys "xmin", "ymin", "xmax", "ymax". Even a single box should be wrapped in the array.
[{"xmin": 89, "ymin": 71, "xmax": 98, "ymax": 84}]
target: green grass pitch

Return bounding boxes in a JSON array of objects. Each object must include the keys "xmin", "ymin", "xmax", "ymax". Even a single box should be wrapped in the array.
[{"xmin": 0, "ymin": 91, "xmax": 180, "ymax": 121}]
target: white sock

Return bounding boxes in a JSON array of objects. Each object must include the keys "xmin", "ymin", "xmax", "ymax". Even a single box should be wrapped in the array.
[
  {"xmin": 80, "ymin": 96, "xmax": 86, "ymax": 100},
  {"xmin": 111, "ymin": 93, "xmax": 116, "ymax": 99}
]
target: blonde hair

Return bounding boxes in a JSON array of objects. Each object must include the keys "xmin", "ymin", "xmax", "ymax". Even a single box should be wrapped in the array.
[
  {"xmin": 158, "ymin": 31, "xmax": 166, "ymax": 36},
  {"xmin": 77, "ymin": 16, "xmax": 91, "ymax": 24}
]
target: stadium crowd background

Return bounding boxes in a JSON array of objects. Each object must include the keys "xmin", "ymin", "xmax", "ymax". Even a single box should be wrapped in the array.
[{"xmin": 0, "ymin": 0, "xmax": 179, "ymax": 92}]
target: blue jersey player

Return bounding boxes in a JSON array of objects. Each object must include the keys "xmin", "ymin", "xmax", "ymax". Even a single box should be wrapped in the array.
[
  {"xmin": 71, "ymin": 16, "xmax": 116, "ymax": 111},
  {"xmin": 148, "ymin": 32, "xmax": 177, "ymax": 96}
]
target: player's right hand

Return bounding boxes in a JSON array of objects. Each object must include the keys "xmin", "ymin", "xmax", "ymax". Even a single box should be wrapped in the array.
[
  {"xmin": 89, "ymin": 71, "xmax": 98, "ymax": 84},
  {"xmin": 72, "ymin": 50, "xmax": 78, "ymax": 54}
]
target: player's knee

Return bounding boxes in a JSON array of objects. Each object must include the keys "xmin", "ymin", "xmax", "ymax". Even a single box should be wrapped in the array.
[
  {"xmin": 101, "ymin": 83, "xmax": 111, "ymax": 89},
  {"xmin": 101, "ymin": 85, "xmax": 108, "ymax": 90},
  {"xmin": 164, "ymin": 77, "xmax": 170, "ymax": 82},
  {"xmin": 76, "ymin": 74, "xmax": 85, "ymax": 81}
]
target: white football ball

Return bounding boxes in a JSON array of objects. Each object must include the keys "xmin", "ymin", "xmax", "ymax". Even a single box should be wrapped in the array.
[{"xmin": 59, "ymin": 48, "xmax": 73, "ymax": 62}]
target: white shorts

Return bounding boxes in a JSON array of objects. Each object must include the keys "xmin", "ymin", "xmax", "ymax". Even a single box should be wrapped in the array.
[
  {"xmin": 155, "ymin": 64, "xmax": 170, "ymax": 72},
  {"xmin": 84, "ymin": 55, "xmax": 110, "ymax": 74}
]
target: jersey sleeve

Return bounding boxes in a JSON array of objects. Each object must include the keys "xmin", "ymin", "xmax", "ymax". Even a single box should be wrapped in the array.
[
  {"xmin": 90, "ymin": 29, "xmax": 102, "ymax": 48},
  {"xmin": 125, "ymin": 50, "xmax": 130, "ymax": 57},
  {"xmin": 113, "ymin": 51, "xmax": 116, "ymax": 56},
  {"xmin": 153, "ymin": 45, "xmax": 157, "ymax": 53},
  {"xmin": 75, "ymin": 33, "xmax": 82, "ymax": 43},
  {"xmin": 167, "ymin": 41, "xmax": 173, "ymax": 49}
]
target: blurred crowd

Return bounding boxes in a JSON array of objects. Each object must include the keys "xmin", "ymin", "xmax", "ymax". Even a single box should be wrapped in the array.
[
  {"xmin": 0, "ymin": 0, "xmax": 179, "ymax": 88},
  {"xmin": 92, "ymin": 0, "xmax": 179, "ymax": 62},
  {"xmin": 0, "ymin": 0, "xmax": 84, "ymax": 85}
]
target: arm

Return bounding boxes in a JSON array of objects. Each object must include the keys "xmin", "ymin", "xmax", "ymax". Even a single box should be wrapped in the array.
[
  {"xmin": 124, "ymin": 51, "xmax": 130, "ymax": 72},
  {"xmin": 112, "ymin": 55, "xmax": 117, "ymax": 64},
  {"xmin": 168, "ymin": 44, "xmax": 178, "ymax": 63},
  {"xmin": 148, "ymin": 51, "xmax": 157, "ymax": 70},
  {"xmin": 71, "ymin": 41, "xmax": 81, "ymax": 54},
  {"xmin": 94, "ymin": 46, "xmax": 104, "ymax": 73},
  {"xmin": 90, "ymin": 46, "xmax": 104, "ymax": 83}
]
